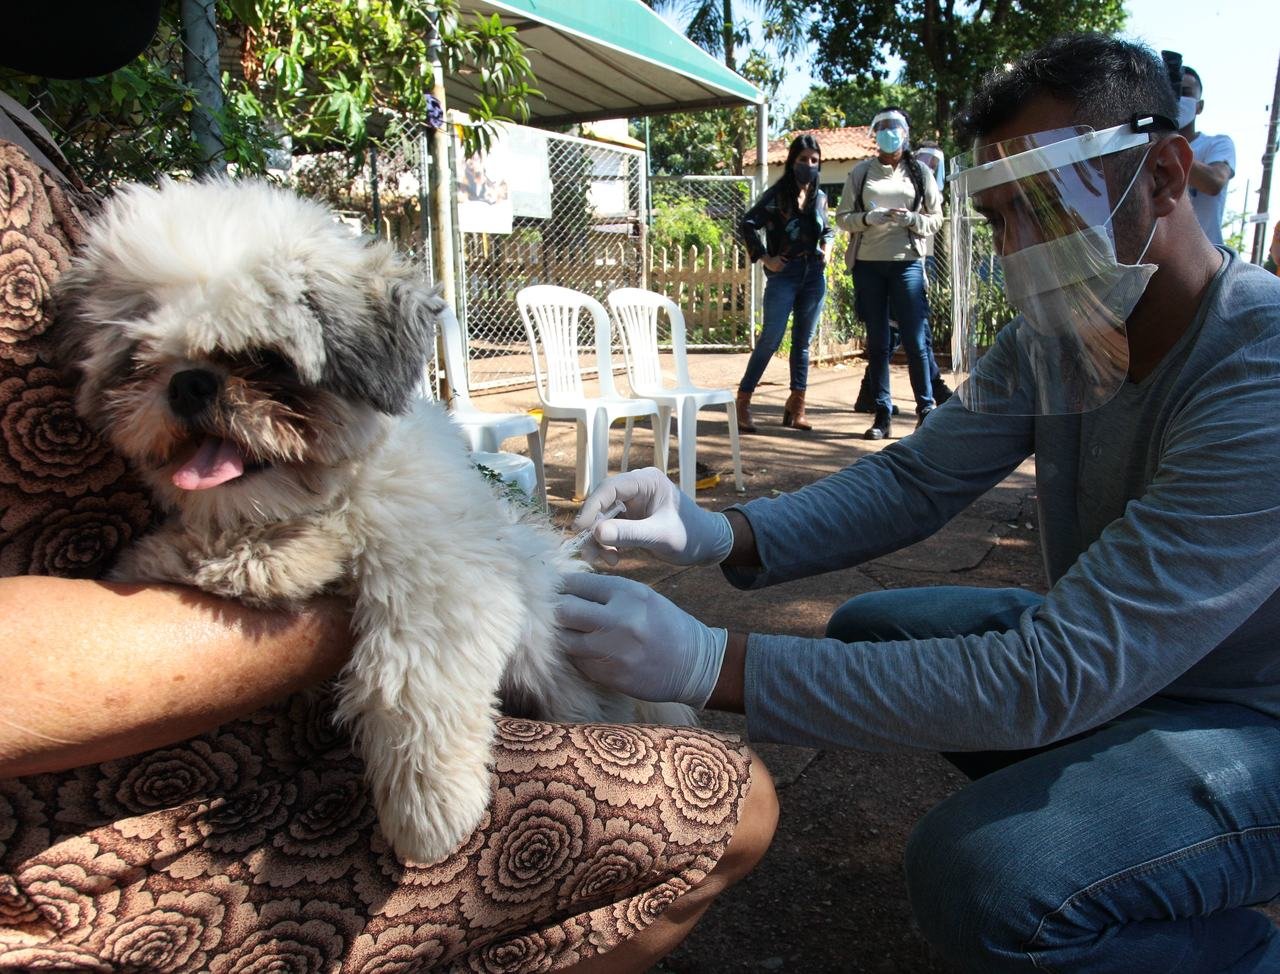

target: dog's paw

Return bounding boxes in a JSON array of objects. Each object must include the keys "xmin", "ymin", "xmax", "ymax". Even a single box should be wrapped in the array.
[{"xmin": 377, "ymin": 771, "xmax": 492, "ymax": 864}]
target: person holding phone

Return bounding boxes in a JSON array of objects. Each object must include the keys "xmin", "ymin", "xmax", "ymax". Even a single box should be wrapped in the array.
[{"xmin": 836, "ymin": 108, "xmax": 943, "ymax": 439}]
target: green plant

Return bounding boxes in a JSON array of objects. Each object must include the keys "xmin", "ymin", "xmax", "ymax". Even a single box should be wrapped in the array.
[
  {"xmin": 649, "ymin": 194, "xmax": 724, "ymax": 254},
  {"xmin": 473, "ymin": 462, "xmax": 541, "ymax": 512}
]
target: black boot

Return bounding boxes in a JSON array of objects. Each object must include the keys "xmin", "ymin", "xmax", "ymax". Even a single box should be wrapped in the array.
[
  {"xmin": 855, "ymin": 367, "xmax": 899, "ymax": 415},
  {"xmin": 863, "ymin": 406, "xmax": 892, "ymax": 441},
  {"xmin": 933, "ymin": 377, "xmax": 953, "ymax": 407},
  {"xmin": 853, "ymin": 368, "xmax": 876, "ymax": 413}
]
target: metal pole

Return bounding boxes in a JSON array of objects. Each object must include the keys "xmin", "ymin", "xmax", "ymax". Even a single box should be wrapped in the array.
[
  {"xmin": 1251, "ymin": 49, "xmax": 1280, "ymax": 265},
  {"xmin": 179, "ymin": 0, "xmax": 226, "ymax": 174},
  {"xmin": 369, "ymin": 143, "xmax": 382, "ymax": 236},
  {"xmin": 1239, "ymin": 178, "xmax": 1250, "ymax": 250},
  {"xmin": 752, "ymin": 99, "xmax": 768, "ymax": 348},
  {"xmin": 426, "ymin": 13, "xmax": 457, "ymax": 313}
]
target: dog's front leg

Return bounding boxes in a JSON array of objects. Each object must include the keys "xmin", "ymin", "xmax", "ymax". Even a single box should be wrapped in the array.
[
  {"xmin": 108, "ymin": 524, "xmax": 201, "ymax": 587},
  {"xmin": 337, "ymin": 606, "xmax": 511, "ymax": 863},
  {"xmin": 192, "ymin": 517, "xmax": 350, "ymax": 607}
]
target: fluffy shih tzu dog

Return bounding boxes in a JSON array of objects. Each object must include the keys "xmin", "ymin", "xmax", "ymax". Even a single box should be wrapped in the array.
[{"xmin": 56, "ymin": 178, "xmax": 691, "ymax": 863}]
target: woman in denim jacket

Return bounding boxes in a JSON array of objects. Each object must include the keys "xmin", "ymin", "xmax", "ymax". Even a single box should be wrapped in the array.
[{"xmin": 736, "ymin": 134, "xmax": 835, "ymax": 432}]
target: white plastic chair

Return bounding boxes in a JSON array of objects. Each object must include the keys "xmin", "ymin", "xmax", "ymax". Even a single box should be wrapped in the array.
[
  {"xmin": 517, "ymin": 285, "xmax": 664, "ymax": 500},
  {"xmin": 417, "ymin": 334, "xmax": 542, "ymax": 508},
  {"xmin": 437, "ymin": 303, "xmax": 546, "ymax": 505},
  {"xmin": 607, "ymin": 288, "xmax": 745, "ymax": 498}
]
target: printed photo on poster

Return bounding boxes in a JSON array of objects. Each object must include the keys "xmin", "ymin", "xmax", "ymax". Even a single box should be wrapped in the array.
[{"xmin": 456, "ymin": 135, "xmax": 513, "ymax": 234}]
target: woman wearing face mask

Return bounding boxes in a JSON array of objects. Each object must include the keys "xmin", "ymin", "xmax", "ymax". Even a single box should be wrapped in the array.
[
  {"xmin": 836, "ymin": 107, "xmax": 943, "ymax": 439},
  {"xmin": 736, "ymin": 134, "xmax": 835, "ymax": 432}
]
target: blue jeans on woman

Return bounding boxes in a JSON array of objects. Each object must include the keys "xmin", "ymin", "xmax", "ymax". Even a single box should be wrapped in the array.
[
  {"xmin": 853, "ymin": 259, "xmax": 933, "ymax": 414},
  {"xmin": 827, "ymin": 586, "xmax": 1280, "ymax": 973},
  {"xmin": 738, "ymin": 254, "xmax": 826, "ymax": 395}
]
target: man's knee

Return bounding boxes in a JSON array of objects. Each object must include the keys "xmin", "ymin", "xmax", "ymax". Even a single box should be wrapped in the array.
[
  {"xmin": 904, "ymin": 796, "xmax": 1042, "ymax": 972},
  {"xmin": 825, "ymin": 590, "xmax": 916, "ymax": 642}
]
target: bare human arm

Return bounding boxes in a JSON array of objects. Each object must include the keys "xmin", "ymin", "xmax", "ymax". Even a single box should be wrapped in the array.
[
  {"xmin": 1189, "ymin": 159, "xmax": 1231, "ymax": 196},
  {"xmin": 0, "ymin": 575, "xmax": 352, "ymax": 778}
]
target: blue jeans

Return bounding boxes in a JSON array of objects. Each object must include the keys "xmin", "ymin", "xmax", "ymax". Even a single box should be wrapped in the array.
[
  {"xmin": 739, "ymin": 255, "xmax": 826, "ymax": 395},
  {"xmin": 827, "ymin": 587, "xmax": 1280, "ymax": 973},
  {"xmin": 853, "ymin": 259, "xmax": 933, "ymax": 412}
]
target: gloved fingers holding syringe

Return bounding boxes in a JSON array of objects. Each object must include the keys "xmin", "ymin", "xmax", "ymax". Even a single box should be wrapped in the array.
[{"xmin": 570, "ymin": 467, "xmax": 735, "ymax": 568}]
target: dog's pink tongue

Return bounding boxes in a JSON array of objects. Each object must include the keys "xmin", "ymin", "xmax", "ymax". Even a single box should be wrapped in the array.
[{"xmin": 172, "ymin": 437, "xmax": 245, "ymax": 490}]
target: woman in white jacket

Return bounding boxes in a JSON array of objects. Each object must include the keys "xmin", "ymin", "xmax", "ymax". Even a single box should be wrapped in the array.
[{"xmin": 836, "ymin": 107, "xmax": 943, "ymax": 439}]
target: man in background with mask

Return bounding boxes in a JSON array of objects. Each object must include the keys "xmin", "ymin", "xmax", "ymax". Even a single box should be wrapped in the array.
[
  {"xmin": 1179, "ymin": 63, "xmax": 1237, "ymax": 246},
  {"xmin": 557, "ymin": 32, "xmax": 1280, "ymax": 973}
]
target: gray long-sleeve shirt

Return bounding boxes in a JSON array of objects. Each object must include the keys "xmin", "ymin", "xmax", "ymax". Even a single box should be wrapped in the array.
[{"xmin": 727, "ymin": 251, "xmax": 1280, "ymax": 752}]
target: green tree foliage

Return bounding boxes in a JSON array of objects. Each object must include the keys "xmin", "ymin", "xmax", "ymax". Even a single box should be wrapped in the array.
[
  {"xmin": 0, "ymin": 0, "xmax": 538, "ymax": 189},
  {"xmin": 786, "ymin": 79, "xmax": 932, "ymax": 135},
  {"xmin": 641, "ymin": 0, "xmax": 805, "ymax": 173},
  {"xmin": 811, "ymin": 0, "xmax": 1126, "ymax": 147},
  {"xmin": 649, "ymin": 192, "xmax": 725, "ymax": 253},
  {"xmin": 227, "ymin": 0, "xmax": 537, "ymax": 154}
]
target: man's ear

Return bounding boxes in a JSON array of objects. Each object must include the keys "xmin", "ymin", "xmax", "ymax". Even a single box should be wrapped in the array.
[{"xmin": 1149, "ymin": 135, "xmax": 1191, "ymax": 219}]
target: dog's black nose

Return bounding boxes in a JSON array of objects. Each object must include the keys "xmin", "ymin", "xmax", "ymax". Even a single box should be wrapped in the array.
[{"xmin": 168, "ymin": 369, "xmax": 220, "ymax": 419}]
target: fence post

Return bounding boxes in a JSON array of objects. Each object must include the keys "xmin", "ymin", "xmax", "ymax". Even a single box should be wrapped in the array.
[{"xmin": 179, "ymin": 0, "xmax": 226, "ymax": 175}]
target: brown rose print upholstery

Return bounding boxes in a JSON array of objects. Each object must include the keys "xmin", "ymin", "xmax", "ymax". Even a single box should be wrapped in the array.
[{"xmin": 0, "ymin": 137, "xmax": 752, "ymax": 972}]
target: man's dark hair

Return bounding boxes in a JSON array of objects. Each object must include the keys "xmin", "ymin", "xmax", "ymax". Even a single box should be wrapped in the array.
[
  {"xmin": 954, "ymin": 33, "xmax": 1178, "ymax": 147},
  {"xmin": 1182, "ymin": 65, "xmax": 1202, "ymax": 93}
]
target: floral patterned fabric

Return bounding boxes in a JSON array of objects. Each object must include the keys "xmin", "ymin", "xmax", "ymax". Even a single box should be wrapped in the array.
[{"xmin": 0, "ymin": 136, "xmax": 752, "ymax": 972}]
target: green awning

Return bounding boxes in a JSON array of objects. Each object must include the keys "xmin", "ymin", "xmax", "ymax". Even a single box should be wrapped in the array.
[{"xmin": 449, "ymin": 0, "xmax": 763, "ymax": 125}]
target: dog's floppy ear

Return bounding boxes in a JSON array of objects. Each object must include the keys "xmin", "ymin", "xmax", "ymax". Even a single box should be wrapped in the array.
[{"xmin": 315, "ymin": 262, "xmax": 440, "ymax": 415}]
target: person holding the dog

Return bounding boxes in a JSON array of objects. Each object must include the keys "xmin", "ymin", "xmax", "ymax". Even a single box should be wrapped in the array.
[
  {"xmin": 561, "ymin": 33, "xmax": 1280, "ymax": 973},
  {"xmin": 734, "ymin": 133, "xmax": 835, "ymax": 433},
  {"xmin": 0, "ymin": 5, "xmax": 777, "ymax": 972},
  {"xmin": 835, "ymin": 106, "xmax": 944, "ymax": 439}
]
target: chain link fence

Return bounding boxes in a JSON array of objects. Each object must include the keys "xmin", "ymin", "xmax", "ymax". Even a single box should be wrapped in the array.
[
  {"xmin": 449, "ymin": 129, "xmax": 647, "ymax": 391},
  {"xmin": 648, "ymin": 175, "xmax": 758, "ymax": 349}
]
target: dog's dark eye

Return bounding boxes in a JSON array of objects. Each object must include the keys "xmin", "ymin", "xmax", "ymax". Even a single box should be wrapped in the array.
[{"xmin": 247, "ymin": 348, "xmax": 296, "ymax": 378}]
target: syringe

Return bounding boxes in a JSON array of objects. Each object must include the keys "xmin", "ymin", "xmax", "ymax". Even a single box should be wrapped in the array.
[{"xmin": 562, "ymin": 501, "xmax": 626, "ymax": 555}]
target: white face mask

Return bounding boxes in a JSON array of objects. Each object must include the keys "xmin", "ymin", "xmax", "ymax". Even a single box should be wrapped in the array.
[
  {"xmin": 1177, "ymin": 95, "xmax": 1199, "ymax": 129},
  {"xmin": 997, "ymin": 149, "xmax": 1157, "ymax": 340}
]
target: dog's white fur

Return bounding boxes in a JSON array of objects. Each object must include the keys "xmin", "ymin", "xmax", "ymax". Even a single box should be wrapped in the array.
[{"xmin": 57, "ymin": 178, "xmax": 692, "ymax": 863}]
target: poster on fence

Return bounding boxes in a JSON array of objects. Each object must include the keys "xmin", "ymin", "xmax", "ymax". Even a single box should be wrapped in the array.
[{"xmin": 455, "ymin": 123, "xmax": 552, "ymax": 233}]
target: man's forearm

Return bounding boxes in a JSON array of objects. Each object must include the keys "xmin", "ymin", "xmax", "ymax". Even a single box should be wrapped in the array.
[{"xmin": 0, "ymin": 576, "xmax": 351, "ymax": 778}]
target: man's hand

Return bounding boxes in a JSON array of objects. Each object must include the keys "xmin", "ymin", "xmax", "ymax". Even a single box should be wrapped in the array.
[
  {"xmin": 864, "ymin": 208, "xmax": 893, "ymax": 226},
  {"xmin": 556, "ymin": 573, "xmax": 727, "ymax": 708},
  {"xmin": 575, "ymin": 467, "xmax": 734, "ymax": 567}
]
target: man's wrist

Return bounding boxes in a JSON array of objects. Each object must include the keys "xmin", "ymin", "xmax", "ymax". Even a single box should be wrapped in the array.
[
  {"xmin": 721, "ymin": 509, "xmax": 760, "ymax": 568},
  {"xmin": 706, "ymin": 630, "xmax": 748, "ymax": 713}
]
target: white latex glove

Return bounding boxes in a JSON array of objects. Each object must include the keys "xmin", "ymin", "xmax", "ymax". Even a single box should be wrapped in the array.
[
  {"xmin": 864, "ymin": 208, "xmax": 893, "ymax": 227},
  {"xmin": 556, "ymin": 573, "xmax": 727, "ymax": 708},
  {"xmin": 889, "ymin": 208, "xmax": 916, "ymax": 228},
  {"xmin": 574, "ymin": 467, "xmax": 734, "ymax": 567}
]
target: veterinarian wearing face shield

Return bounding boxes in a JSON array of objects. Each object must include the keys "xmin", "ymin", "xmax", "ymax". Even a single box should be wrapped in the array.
[
  {"xmin": 947, "ymin": 116, "xmax": 1165, "ymax": 415},
  {"xmin": 559, "ymin": 32, "xmax": 1280, "ymax": 972},
  {"xmin": 0, "ymin": 5, "xmax": 776, "ymax": 971}
]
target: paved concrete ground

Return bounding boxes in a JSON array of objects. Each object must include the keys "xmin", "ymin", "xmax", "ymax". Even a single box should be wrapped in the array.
[{"xmin": 475, "ymin": 350, "xmax": 1044, "ymax": 972}]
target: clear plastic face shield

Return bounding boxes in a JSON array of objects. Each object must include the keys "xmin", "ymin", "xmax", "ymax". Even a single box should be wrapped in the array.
[
  {"xmin": 948, "ymin": 117, "xmax": 1168, "ymax": 415},
  {"xmin": 872, "ymin": 111, "xmax": 909, "ymax": 154}
]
